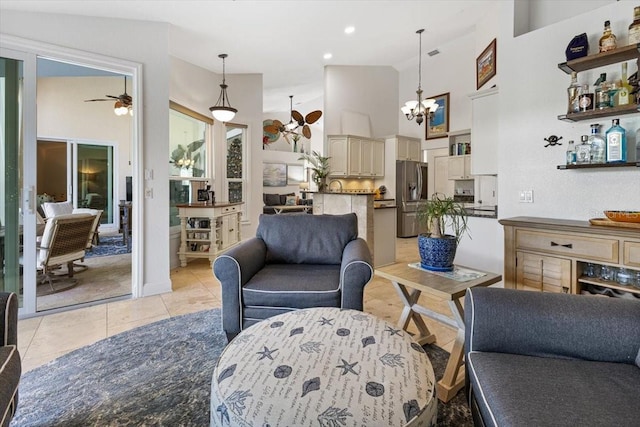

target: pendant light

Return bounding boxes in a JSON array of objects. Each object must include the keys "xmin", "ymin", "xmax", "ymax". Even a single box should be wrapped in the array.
[
  {"xmin": 401, "ymin": 29, "xmax": 438, "ymax": 125},
  {"xmin": 209, "ymin": 53, "xmax": 237, "ymax": 122}
]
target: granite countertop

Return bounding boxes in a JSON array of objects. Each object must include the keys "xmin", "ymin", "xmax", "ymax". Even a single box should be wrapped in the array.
[{"xmin": 464, "ymin": 205, "xmax": 498, "ymax": 219}]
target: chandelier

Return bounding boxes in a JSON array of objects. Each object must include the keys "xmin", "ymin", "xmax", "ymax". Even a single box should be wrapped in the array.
[
  {"xmin": 209, "ymin": 54, "xmax": 237, "ymax": 122},
  {"xmin": 401, "ymin": 29, "xmax": 438, "ymax": 125}
]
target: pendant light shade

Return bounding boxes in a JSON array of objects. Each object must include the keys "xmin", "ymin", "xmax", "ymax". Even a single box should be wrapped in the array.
[
  {"xmin": 402, "ymin": 29, "xmax": 438, "ymax": 126},
  {"xmin": 209, "ymin": 53, "xmax": 237, "ymax": 122}
]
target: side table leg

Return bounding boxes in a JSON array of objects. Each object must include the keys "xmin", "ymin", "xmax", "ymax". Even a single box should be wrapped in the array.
[
  {"xmin": 392, "ymin": 282, "xmax": 436, "ymax": 345},
  {"xmin": 436, "ymin": 299, "xmax": 467, "ymax": 403}
]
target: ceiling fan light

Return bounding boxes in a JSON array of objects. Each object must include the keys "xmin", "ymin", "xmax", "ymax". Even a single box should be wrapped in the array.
[
  {"xmin": 114, "ymin": 101, "xmax": 128, "ymax": 116},
  {"xmin": 285, "ymin": 121, "xmax": 298, "ymax": 131}
]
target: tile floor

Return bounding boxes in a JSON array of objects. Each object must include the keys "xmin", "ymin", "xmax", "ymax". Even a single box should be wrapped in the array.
[{"xmin": 18, "ymin": 237, "xmax": 457, "ymax": 372}]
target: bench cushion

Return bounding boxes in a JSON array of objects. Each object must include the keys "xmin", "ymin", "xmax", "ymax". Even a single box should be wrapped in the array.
[{"xmin": 468, "ymin": 351, "xmax": 640, "ymax": 427}]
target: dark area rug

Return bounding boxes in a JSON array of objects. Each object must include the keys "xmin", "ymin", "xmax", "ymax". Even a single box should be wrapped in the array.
[
  {"xmin": 85, "ymin": 235, "xmax": 131, "ymax": 258},
  {"xmin": 14, "ymin": 309, "xmax": 470, "ymax": 426}
]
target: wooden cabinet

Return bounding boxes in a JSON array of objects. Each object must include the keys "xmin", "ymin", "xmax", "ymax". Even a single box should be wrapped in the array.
[
  {"xmin": 433, "ymin": 155, "xmax": 455, "ymax": 197},
  {"xmin": 396, "ymin": 136, "xmax": 421, "ymax": 161},
  {"xmin": 447, "ymin": 155, "xmax": 472, "ymax": 180},
  {"xmin": 328, "ymin": 135, "xmax": 385, "ymax": 178},
  {"xmin": 469, "ymin": 87, "xmax": 498, "ymax": 175},
  {"xmin": 501, "ymin": 217, "xmax": 640, "ymax": 297},
  {"xmin": 177, "ymin": 202, "xmax": 243, "ymax": 267}
]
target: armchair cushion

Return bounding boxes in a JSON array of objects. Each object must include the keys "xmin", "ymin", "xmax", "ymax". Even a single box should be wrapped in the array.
[
  {"xmin": 257, "ymin": 213, "xmax": 357, "ymax": 265},
  {"xmin": 42, "ymin": 201, "xmax": 73, "ymax": 218},
  {"xmin": 263, "ymin": 193, "xmax": 281, "ymax": 206}
]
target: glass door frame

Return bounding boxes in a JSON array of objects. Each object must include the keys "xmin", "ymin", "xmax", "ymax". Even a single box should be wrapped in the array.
[
  {"xmin": 1, "ymin": 34, "xmax": 144, "ymax": 315},
  {"xmin": 0, "ymin": 47, "xmax": 38, "ymax": 314}
]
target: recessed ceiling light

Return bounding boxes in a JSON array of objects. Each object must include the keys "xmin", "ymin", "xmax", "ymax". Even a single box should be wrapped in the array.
[
  {"xmin": 323, "ymin": 53, "xmax": 333, "ymax": 60},
  {"xmin": 344, "ymin": 26, "xmax": 355, "ymax": 34}
]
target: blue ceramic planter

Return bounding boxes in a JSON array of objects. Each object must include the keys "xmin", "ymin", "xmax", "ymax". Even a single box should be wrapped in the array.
[{"xmin": 418, "ymin": 233, "xmax": 457, "ymax": 271}]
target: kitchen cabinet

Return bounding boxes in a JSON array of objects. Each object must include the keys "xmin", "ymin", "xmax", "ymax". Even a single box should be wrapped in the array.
[
  {"xmin": 328, "ymin": 135, "xmax": 385, "ymax": 178},
  {"xmin": 433, "ymin": 154, "xmax": 454, "ymax": 197},
  {"xmin": 396, "ymin": 136, "xmax": 421, "ymax": 161},
  {"xmin": 469, "ymin": 87, "xmax": 499, "ymax": 175},
  {"xmin": 501, "ymin": 217, "xmax": 640, "ymax": 297},
  {"xmin": 447, "ymin": 155, "xmax": 472, "ymax": 180},
  {"xmin": 176, "ymin": 202, "xmax": 243, "ymax": 267}
]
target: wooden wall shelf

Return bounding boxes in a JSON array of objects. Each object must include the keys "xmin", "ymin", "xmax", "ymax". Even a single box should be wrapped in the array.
[
  {"xmin": 557, "ymin": 162, "xmax": 639, "ymax": 170},
  {"xmin": 558, "ymin": 44, "xmax": 640, "ymax": 74},
  {"xmin": 557, "ymin": 104, "xmax": 640, "ymax": 122}
]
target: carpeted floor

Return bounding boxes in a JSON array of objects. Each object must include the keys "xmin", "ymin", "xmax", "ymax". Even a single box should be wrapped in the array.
[
  {"xmin": 13, "ymin": 309, "xmax": 471, "ymax": 426},
  {"xmin": 85, "ymin": 234, "xmax": 131, "ymax": 258}
]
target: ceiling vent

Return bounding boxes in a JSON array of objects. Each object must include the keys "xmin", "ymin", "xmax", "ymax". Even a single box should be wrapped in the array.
[{"xmin": 428, "ymin": 49, "xmax": 440, "ymax": 57}]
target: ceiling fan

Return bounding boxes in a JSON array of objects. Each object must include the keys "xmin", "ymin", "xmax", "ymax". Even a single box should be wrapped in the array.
[
  {"xmin": 263, "ymin": 95, "xmax": 322, "ymax": 141},
  {"xmin": 85, "ymin": 76, "xmax": 132, "ymax": 116}
]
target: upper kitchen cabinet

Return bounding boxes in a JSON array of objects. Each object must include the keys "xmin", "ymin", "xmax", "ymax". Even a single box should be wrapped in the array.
[
  {"xmin": 328, "ymin": 135, "xmax": 385, "ymax": 178},
  {"xmin": 469, "ymin": 87, "xmax": 499, "ymax": 175},
  {"xmin": 396, "ymin": 136, "xmax": 421, "ymax": 161}
]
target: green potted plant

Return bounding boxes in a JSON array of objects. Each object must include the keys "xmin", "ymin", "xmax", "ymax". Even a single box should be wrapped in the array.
[
  {"xmin": 298, "ymin": 151, "xmax": 331, "ymax": 192},
  {"xmin": 416, "ymin": 193, "xmax": 470, "ymax": 271}
]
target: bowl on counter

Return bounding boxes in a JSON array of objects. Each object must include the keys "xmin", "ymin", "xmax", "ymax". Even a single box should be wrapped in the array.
[{"xmin": 604, "ymin": 211, "xmax": 640, "ymax": 223}]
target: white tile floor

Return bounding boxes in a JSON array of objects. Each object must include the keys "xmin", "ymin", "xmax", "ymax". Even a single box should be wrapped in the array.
[{"xmin": 18, "ymin": 238, "xmax": 457, "ymax": 372}]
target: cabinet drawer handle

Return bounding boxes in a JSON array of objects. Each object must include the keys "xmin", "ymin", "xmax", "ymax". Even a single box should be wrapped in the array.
[{"xmin": 550, "ymin": 241, "xmax": 573, "ymax": 249}]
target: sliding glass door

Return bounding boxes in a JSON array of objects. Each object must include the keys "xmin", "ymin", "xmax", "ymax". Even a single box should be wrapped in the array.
[
  {"xmin": 1, "ymin": 48, "xmax": 38, "ymax": 312},
  {"xmin": 74, "ymin": 142, "xmax": 116, "ymax": 225}
]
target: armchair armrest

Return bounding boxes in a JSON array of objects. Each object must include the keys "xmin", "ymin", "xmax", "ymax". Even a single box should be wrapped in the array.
[
  {"xmin": 340, "ymin": 238, "xmax": 373, "ymax": 310},
  {"xmin": 0, "ymin": 292, "xmax": 18, "ymax": 347},
  {"xmin": 213, "ymin": 238, "xmax": 267, "ymax": 336},
  {"xmin": 465, "ymin": 287, "xmax": 640, "ymax": 365}
]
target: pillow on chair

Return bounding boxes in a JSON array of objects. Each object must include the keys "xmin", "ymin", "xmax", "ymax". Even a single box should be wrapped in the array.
[
  {"xmin": 42, "ymin": 201, "xmax": 73, "ymax": 218},
  {"xmin": 264, "ymin": 194, "xmax": 281, "ymax": 206}
]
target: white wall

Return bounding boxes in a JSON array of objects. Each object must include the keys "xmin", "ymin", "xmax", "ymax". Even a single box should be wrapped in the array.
[
  {"xmin": 324, "ymin": 65, "xmax": 399, "ymax": 141},
  {"xmin": 498, "ymin": 1, "xmax": 640, "ymax": 221},
  {"xmin": 2, "ymin": 10, "xmax": 172, "ymax": 296}
]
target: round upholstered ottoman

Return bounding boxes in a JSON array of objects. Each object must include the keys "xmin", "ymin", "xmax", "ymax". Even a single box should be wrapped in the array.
[{"xmin": 211, "ymin": 307, "xmax": 437, "ymax": 426}]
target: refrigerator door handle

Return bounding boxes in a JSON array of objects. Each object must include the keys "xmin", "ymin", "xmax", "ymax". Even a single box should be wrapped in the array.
[{"xmin": 416, "ymin": 163, "xmax": 422, "ymax": 200}]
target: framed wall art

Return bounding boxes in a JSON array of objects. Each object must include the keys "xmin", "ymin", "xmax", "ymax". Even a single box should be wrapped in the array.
[
  {"xmin": 286, "ymin": 164, "xmax": 305, "ymax": 185},
  {"xmin": 262, "ymin": 163, "xmax": 287, "ymax": 187},
  {"xmin": 476, "ymin": 38, "xmax": 497, "ymax": 90},
  {"xmin": 425, "ymin": 92, "xmax": 450, "ymax": 140}
]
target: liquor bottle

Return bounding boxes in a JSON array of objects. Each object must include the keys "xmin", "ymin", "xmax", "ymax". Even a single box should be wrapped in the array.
[
  {"xmin": 605, "ymin": 119, "xmax": 627, "ymax": 162},
  {"xmin": 615, "ymin": 62, "xmax": 633, "ymax": 106},
  {"xmin": 629, "ymin": 6, "xmax": 640, "ymax": 45},
  {"xmin": 594, "ymin": 73, "xmax": 610, "ymax": 109},
  {"xmin": 578, "ymin": 84, "xmax": 593, "ymax": 111},
  {"xmin": 566, "ymin": 140, "xmax": 576, "ymax": 165},
  {"xmin": 567, "ymin": 72, "xmax": 581, "ymax": 113},
  {"xmin": 588, "ymin": 124, "xmax": 606, "ymax": 164},
  {"xmin": 599, "ymin": 20, "xmax": 617, "ymax": 52},
  {"xmin": 575, "ymin": 135, "xmax": 591, "ymax": 164}
]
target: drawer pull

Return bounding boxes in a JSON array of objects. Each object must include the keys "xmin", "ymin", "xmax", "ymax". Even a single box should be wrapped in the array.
[{"xmin": 550, "ymin": 241, "xmax": 573, "ymax": 249}]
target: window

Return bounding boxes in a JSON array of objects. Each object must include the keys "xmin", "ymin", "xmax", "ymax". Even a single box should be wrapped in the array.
[
  {"xmin": 225, "ymin": 123, "xmax": 247, "ymax": 217},
  {"xmin": 169, "ymin": 102, "xmax": 213, "ymax": 227}
]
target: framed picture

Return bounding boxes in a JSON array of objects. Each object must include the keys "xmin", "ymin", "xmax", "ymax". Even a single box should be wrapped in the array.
[
  {"xmin": 476, "ymin": 38, "xmax": 497, "ymax": 90},
  {"xmin": 287, "ymin": 164, "xmax": 305, "ymax": 185},
  {"xmin": 263, "ymin": 163, "xmax": 287, "ymax": 187},
  {"xmin": 425, "ymin": 92, "xmax": 450, "ymax": 140}
]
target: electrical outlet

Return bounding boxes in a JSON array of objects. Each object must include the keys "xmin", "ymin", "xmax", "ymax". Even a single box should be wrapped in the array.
[
  {"xmin": 144, "ymin": 187, "xmax": 153, "ymax": 199},
  {"xmin": 144, "ymin": 169, "xmax": 154, "ymax": 180}
]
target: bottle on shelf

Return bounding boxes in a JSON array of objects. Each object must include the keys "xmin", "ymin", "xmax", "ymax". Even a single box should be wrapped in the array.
[
  {"xmin": 578, "ymin": 84, "xmax": 593, "ymax": 111},
  {"xmin": 594, "ymin": 73, "xmax": 610, "ymax": 110},
  {"xmin": 588, "ymin": 123, "xmax": 606, "ymax": 164},
  {"xmin": 565, "ymin": 140, "xmax": 576, "ymax": 165},
  {"xmin": 605, "ymin": 118, "xmax": 627, "ymax": 162},
  {"xmin": 575, "ymin": 135, "xmax": 592, "ymax": 164},
  {"xmin": 567, "ymin": 72, "xmax": 581, "ymax": 113},
  {"xmin": 599, "ymin": 20, "xmax": 617, "ymax": 53},
  {"xmin": 613, "ymin": 62, "xmax": 633, "ymax": 106},
  {"xmin": 629, "ymin": 6, "xmax": 640, "ymax": 45}
]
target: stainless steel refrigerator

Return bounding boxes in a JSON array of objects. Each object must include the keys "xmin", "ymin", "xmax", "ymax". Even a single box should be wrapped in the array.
[{"xmin": 396, "ymin": 160, "xmax": 428, "ymax": 237}]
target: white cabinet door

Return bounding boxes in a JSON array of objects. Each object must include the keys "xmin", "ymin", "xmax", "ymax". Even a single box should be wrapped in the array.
[
  {"xmin": 396, "ymin": 137, "xmax": 421, "ymax": 161},
  {"xmin": 470, "ymin": 88, "xmax": 499, "ymax": 175},
  {"xmin": 222, "ymin": 214, "xmax": 239, "ymax": 249},
  {"xmin": 328, "ymin": 136, "xmax": 348, "ymax": 176},
  {"xmin": 434, "ymin": 155, "xmax": 455, "ymax": 197},
  {"xmin": 360, "ymin": 139, "xmax": 374, "ymax": 176},
  {"xmin": 371, "ymin": 140, "xmax": 385, "ymax": 177},
  {"xmin": 347, "ymin": 138, "xmax": 362, "ymax": 175},
  {"xmin": 407, "ymin": 139, "xmax": 421, "ymax": 161},
  {"xmin": 464, "ymin": 155, "xmax": 472, "ymax": 179},
  {"xmin": 447, "ymin": 155, "xmax": 472, "ymax": 179}
]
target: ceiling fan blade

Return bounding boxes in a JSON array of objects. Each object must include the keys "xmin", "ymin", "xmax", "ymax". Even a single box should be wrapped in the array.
[
  {"xmin": 264, "ymin": 125, "xmax": 280, "ymax": 134},
  {"xmin": 106, "ymin": 95, "xmax": 119, "ymax": 99},
  {"xmin": 84, "ymin": 98, "xmax": 112, "ymax": 102},
  {"xmin": 302, "ymin": 125, "xmax": 312, "ymax": 139},
  {"xmin": 305, "ymin": 110, "xmax": 322, "ymax": 124},
  {"xmin": 291, "ymin": 110, "xmax": 303, "ymax": 123}
]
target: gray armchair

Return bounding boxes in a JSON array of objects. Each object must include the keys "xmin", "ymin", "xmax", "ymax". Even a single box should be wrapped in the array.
[
  {"xmin": 465, "ymin": 287, "xmax": 640, "ymax": 427},
  {"xmin": 213, "ymin": 213, "xmax": 373, "ymax": 341},
  {"xmin": 0, "ymin": 292, "xmax": 20, "ymax": 427}
]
